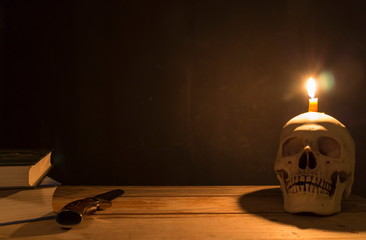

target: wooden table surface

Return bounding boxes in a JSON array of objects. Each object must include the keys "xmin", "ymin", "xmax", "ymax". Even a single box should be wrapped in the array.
[{"xmin": 1, "ymin": 185, "xmax": 366, "ymax": 239}]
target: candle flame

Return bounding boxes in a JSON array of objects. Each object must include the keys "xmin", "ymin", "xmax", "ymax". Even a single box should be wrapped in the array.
[{"xmin": 306, "ymin": 77, "xmax": 317, "ymax": 98}]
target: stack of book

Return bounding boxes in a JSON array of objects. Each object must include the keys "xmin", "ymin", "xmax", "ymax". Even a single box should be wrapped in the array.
[{"xmin": 0, "ymin": 149, "xmax": 60, "ymax": 225}]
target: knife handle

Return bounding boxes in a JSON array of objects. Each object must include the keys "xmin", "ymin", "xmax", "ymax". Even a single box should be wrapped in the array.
[{"xmin": 56, "ymin": 197, "xmax": 111, "ymax": 227}]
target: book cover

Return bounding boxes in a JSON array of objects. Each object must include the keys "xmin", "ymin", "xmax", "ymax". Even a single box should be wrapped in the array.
[{"xmin": 0, "ymin": 149, "xmax": 53, "ymax": 166}]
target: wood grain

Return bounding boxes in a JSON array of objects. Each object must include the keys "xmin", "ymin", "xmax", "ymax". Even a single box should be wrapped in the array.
[
  {"xmin": 1, "ymin": 185, "xmax": 366, "ymax": 240},
  {"xmin": 52, "ymin": 185, "xmax": 366, "ymax": 213}
]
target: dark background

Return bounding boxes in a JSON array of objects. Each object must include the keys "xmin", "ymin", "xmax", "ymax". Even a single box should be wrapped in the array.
[{"xmin": 1, "ymin": 0, "xmax": 366, "ymax": 194}]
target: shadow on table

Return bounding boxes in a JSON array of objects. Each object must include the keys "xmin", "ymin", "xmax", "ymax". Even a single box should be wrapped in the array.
[
  {"xmin": 10, "ymin": 216, "xmax": 95, "ymax": 238},
  {"xmin": 8, "ymin": 217, "xmax": 66, "ymax": 238},
  {"xmin": 238, "ymin": 187, "xmax": 366, "ymax": 233}
]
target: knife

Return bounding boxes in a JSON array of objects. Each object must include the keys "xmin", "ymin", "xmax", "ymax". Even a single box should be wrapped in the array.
[{"xmin": 56, "ymin": 189, "xmax": 124, "ymax": 227}]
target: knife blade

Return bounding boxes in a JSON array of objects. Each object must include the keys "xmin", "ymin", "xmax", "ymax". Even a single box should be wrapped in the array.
[{"xmin": 56, "ymin": 189, "xmax": 125, "ymax": 227}]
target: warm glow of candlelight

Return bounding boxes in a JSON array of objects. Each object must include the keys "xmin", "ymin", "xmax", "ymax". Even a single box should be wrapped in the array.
[
  {"xmin": 306, "ymin": 77, "xmax": 317, "ymax": 98},
  {"xmin": 306, "ymin": 77, "xmax": 318, "ymax": 112}
]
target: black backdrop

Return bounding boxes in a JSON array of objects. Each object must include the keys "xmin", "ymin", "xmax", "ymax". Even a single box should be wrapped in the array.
[{"xmin": 1, "ymin": 0, "xmax": 366, "ymax": 194}]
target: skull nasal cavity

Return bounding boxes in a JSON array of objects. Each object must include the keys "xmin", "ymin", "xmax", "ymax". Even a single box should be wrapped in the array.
[{"xmin": 298, "ymin": 152, "xmax": 317, "ymax": 169}]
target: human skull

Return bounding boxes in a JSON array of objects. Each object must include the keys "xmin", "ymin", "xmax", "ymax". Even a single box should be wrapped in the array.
[{"xmin": 274, "ymin": 112, "xmax": 355, "ymax": 215}]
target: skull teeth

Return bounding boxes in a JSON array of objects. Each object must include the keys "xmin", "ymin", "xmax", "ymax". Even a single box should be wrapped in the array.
[{"xmin": 285, "ymin": 175, "xmax": 334, "ymax": 195}]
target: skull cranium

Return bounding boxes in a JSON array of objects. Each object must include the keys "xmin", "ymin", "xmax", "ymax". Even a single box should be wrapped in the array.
[{"xmin": 274, "ymin": 112, "xmax": 355, "ymax": 215}]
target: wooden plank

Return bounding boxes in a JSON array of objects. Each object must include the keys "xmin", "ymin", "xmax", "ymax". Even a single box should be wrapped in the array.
[
  {"xmin": 3, "ymin": 186, "xmax": 366, "ymax": 239},
  {"xmin": 1, "ymin": 213, "xmax": 366, "ymax": 240},
  {"xmin": 53, "ymin": 185, "xmax": 279, "ymax": 198},
  {"xmin": 54, "ymin": 196, "xmax": 283, "ymax": 214},
  {"xmin": 53, "ymin": 185, "xmax": 286, "ymax": 213},
  {"xmin": 53, "ymin": 186, "xmax": 366, "ymax": 214}
]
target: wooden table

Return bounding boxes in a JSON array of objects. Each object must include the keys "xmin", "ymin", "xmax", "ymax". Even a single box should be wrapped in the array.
[{"xmin": 1, "ymin": 185, "xmax": 366, "ymax": 239}]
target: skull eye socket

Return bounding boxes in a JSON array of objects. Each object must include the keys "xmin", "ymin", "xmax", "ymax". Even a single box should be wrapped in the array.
[
  {"xmin": 318, "ymin": 136, "xmax": 341, "ymax": 158},
  {"xmin": 282, "ymin": 137, "xmax": 303, "ymax": 157}
]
